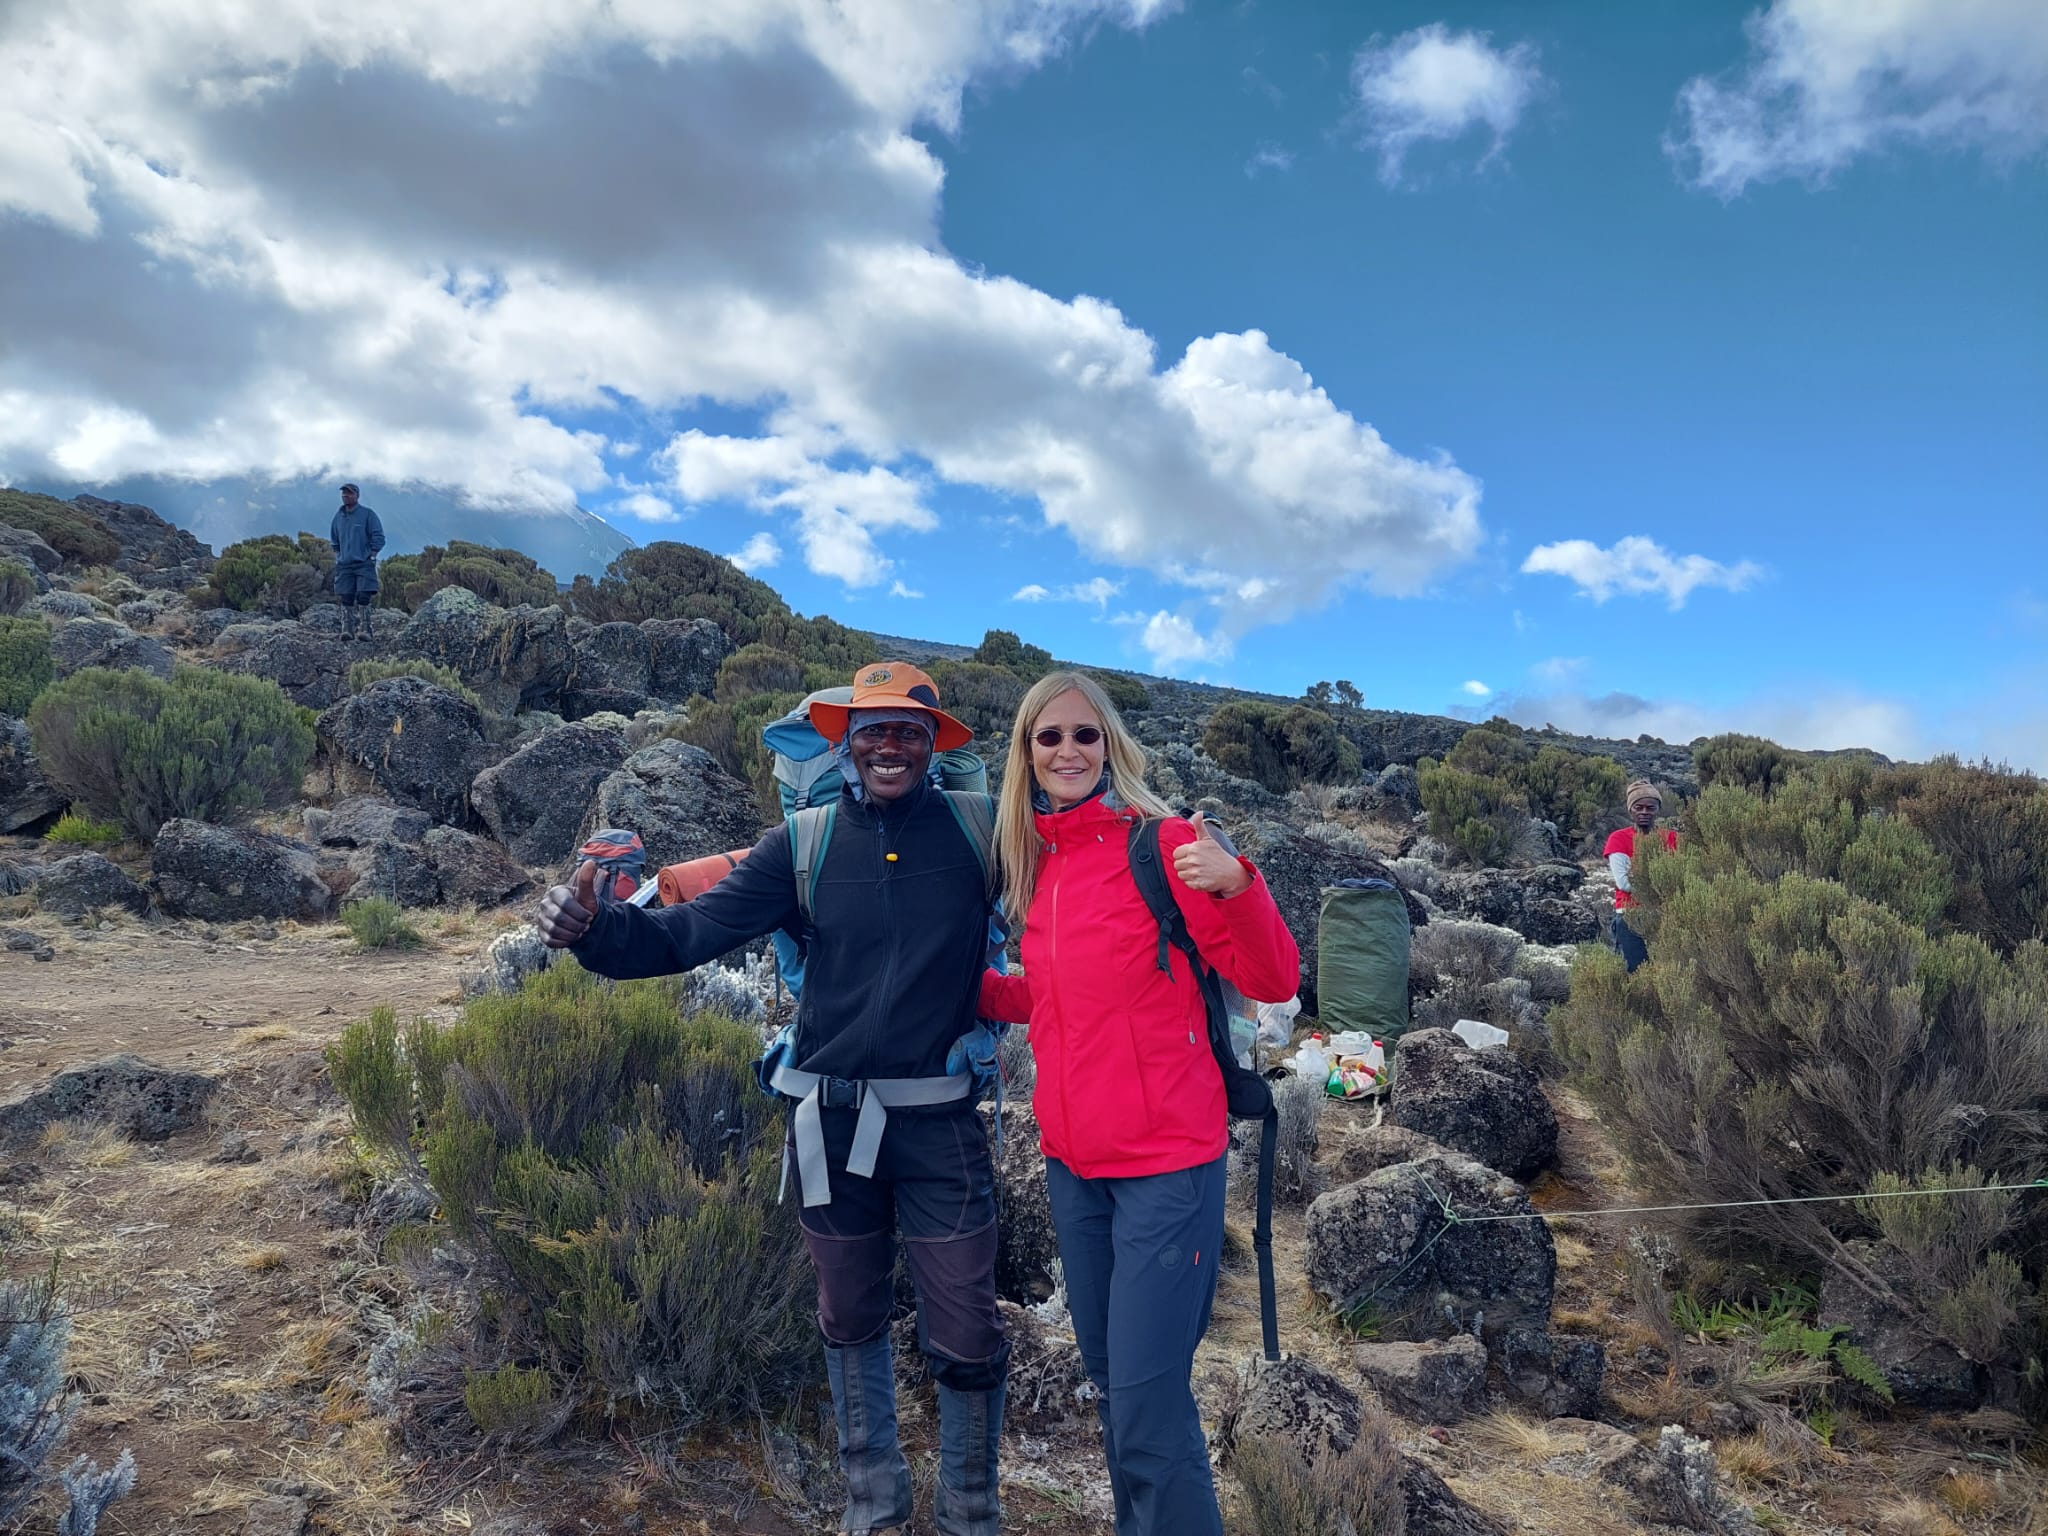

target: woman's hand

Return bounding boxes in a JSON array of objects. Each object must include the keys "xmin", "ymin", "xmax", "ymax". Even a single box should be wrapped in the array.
[
  {"xmin": 537, "ymin": 859, "xmax": 601, "ymax": 948},
  {"xmin": 1174, "ymin": 813, "xmax": 1252, "ymax": 897}
]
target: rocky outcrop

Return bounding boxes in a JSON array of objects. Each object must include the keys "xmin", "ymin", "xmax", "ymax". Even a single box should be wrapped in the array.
[
  {"xmin": 471, "ymin": 723, "xmax": 629, "ymax": 865},
  {"xmin": 397, "ymin": 587, "xmax": 576, "ymax": 715},
  {"xmin": 1388, "ymin": 1028, "xmax": 1558, "ymax": 1180},
  {"xmin": 643, "ymin": 616, "xmax": 730, "ymax": 703},
  {"xmin": 1305, "ymin": 1152, "xmax": 1555, "ymax": 1345},
  {"xmin": 0, "ymin": 1054, "xmax": 218, "ymax": 1143},
  {"xmin": 1435, "ymin": 863, "xmax": 1599, "ymax": 947},
  {"xmin": 0, "ymin": 526, "xmax": 59, "ymax": 590},
  {"xmin": 1498, "ymin": 1328, "xmax": 1606, "ymax": 1418},
  {"xmin": 1818, "ymin": 1242, "xmax": 1984, "ymax": 1408},
  {"xmin": 1353, "ymin": 1335, "xmax": 1489, "ymax": 1424},
  {"xmin": 462, "ymin": 924, "xmax": 554, "ymax": 998},
  {"xmin": 70, "ymin": 494, "xmax": 215, "ymax": 591},
  {"xmin": 421, "ymin": 827, "xmax": 532, "ymax": 907},
  {"xmin": 989, "ymin": 1100, "xmax": 1060, "ymax": 1305},
  {"xmin": 0, "ymin": 715, "xmax": 64, "ymax": 832},
  {"xmin": 1542, "ymin": 1419, "xmax": 1761, "ymax": 1535},
  {"xmin": 563, "ymin": 621, "xmax": 652, "ymax": 718},
  {"xmin": 27, "ymin": 591, "xmax": 102, "ymax": 621},
  {"xmin": 316, "ymin": 796, "xmax": 434, "ymax": 849},
  {"xmin": 35, "ymin": 853, "xmax": 151, "ymax": 917},
  {"xmin": 317, "ymin": 676, "xmax": 504, "ymax": 826},
  {"xmin": 48, "ymin": 617, "xmax": 174, "ymax": 681},
  {"xmin": 589, "ymin": 739, "xmax": 764, "ymax": 872},
  {"xmin": 151, "ymin": 819, "xmax": 334, "ymax": 922},
  {"xmin": 212, "ymin": 619, "xmax": 354, "ymax": 708}
]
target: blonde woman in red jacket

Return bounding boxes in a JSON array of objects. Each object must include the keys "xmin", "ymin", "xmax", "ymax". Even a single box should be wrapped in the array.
[{"xmin": 979, "ymin": 671, "xmax": 1300, "ymax": 1536}]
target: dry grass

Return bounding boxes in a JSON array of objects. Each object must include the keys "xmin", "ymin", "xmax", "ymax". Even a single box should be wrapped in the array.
[
  {"xmin": 36, "ymin": 1119, "xmax": 73, "ymax": 1152},
  {"xmin": 1611, "ymin": 1374, "xmax": 1708, "ymax": 1425},
  {"xmin": 79, "ymin": 1123, "xmax": 135, "ymax": 1167},
  {"xmin": 1717, "ymin": 1434, "xmax": 1795, "ymax": 1487},
  {"xmin": 1553, "ymin": 1232, "xmax": 1596, "ymax": 1273},
  {"xmin": 1933, "ymin": 1469, "xmax": 1997, "ymax": 1518},
  {"xmin": 230, "ymin": 1242, "xmax": 290, "ymax": 1272},
  {"xmin": 1466, "ymin": 1410, "xmax": 1582, "ymax": 1464},
  {"xmin": 1876, "ymin": 1496, "xmax": 1966, "ymax": 1536},
  {"xmin": 240, "ymin": 1022, "xmax": 295, "ymax": 1043}
]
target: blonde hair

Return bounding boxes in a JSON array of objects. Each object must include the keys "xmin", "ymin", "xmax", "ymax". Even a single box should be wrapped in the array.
[{"xmin": 997, "ymin": 671, "xmax": 1173, "ymax": 926}]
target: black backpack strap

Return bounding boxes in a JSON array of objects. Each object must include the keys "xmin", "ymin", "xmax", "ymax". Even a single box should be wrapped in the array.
[{"xmin": 1126, "ymin": 815, "xmax": 1281, "ymax": 1362}]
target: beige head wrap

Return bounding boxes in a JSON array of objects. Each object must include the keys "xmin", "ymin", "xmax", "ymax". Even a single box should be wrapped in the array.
[{"xmin": 1624, "ymin": 779, "xmax": 1664, "ymax": 811}]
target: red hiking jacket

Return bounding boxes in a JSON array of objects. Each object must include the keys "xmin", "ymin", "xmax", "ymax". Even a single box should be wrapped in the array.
[{"xmin": 978, "ymin": 796, "xmax": 1301, "ymax": 1180}]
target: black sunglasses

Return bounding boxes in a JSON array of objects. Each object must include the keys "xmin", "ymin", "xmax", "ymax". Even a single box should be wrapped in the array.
[{"xmin": 1032, "ymin": 725, "xmax": 1103, "ymax": 749}]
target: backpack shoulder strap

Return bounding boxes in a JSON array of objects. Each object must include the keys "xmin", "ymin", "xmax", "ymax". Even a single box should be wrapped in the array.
[
  {"xmin": 789, "ymin": 803, "xmax": 837, "ymax": 927},
  {"xmin": 1126, "ymin": 815, "xmax": 1198, "ymax": 979},
  {"xmin": 939, "ymin": 790, "xmax": 998, "ymax": 906}
]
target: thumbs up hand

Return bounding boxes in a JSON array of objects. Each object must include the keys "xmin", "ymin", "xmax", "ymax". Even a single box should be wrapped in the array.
[
  {"xmin": 538, "ymin": 858, "xmax": 602, "ymax": 948},
  {"xmin": 1174, "ymin": 812, "xmax": 1253, "ymax": 897}
]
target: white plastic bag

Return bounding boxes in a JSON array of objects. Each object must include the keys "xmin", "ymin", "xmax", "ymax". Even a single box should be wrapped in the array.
[
  {"xmin": 1290, "ymin": 1035, "xmax": 1332, "ymax": 1079},
  {"xmin": 1256, "ymin": 996, "xmax": 1301, "ymax": 1050},
  {"xmin": 1452, "ymin": 1018, "xmax": 1510, "ymax": 1051}
]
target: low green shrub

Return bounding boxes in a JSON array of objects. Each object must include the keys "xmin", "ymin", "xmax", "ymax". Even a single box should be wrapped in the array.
[
  {"xmin": 461, "ymin": 1363, "xmax": 562, "ymax": 1442},
  {"xmin": 28, "ymin": 666, "xmax": 316, "ymax": 841},
  {"xmin": 1086, "ymin": 668, "xmax": 1150, "ymax": 715},
  {"xmin": 375, "ymin": 541, "xmax": 559, "ymax": 613},
  {"xmin": 972, "ymin": 628, "xmax": 1054, "ymax": 683},
  {"xmin": 0, "ymin": 615, "xmax": 54, "ymax": 716},
  {"xmin": 342, "ymin": 896, "xmax": 425, "ymax": 952},
  {"xmin": 1440, "ymin": 718, "xmax": 1628, "ymax": 850},
  {"xmin": 0, "ymin": 561, "xmax": 33, "ymax": 616},
  {"xmin": 348, "ymin": 657, "xmax": 485, "ymax": 712},
  {"xmin": 0, "ymin": 490, "xmax": 120, "ymax": 567},
  {"xmin": 1204, "ymin": 700, "xmax": 1361, "ymax": 793},
  {"xmin": 1417, "ymin": 758, "xmax": 1528, "ymax": 866},
  {"xmin": 328, "ymin": 965, "xmax": 815, "ymax": 1428},
  {"xmin": 713, "ymin": 643, "xmax": 806, "ymax": 702},
  {"xmin": 926, "ymin": 659, "xmax": 1027, "ymax": 742},
  {"xmin": 200, "ymin": 532, "xmax": 335, "ymax": 615},
  {"xmin": 1228, "ymin": 1411, "xmax": 1404, "ymax": 1536},
  {"xmin": 44, "ymin": 813, "xmax": 122, "ymax": 849}
]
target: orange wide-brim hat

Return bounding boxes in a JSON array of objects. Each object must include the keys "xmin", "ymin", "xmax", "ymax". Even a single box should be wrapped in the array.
[{"xmin": 807, "ymin": 661, "xmax": 973, "ymax": 753}]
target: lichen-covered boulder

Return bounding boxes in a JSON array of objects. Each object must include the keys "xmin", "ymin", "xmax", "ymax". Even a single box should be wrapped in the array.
[
  {"xmin": 35, "ymin": 853, "xmax": 150, "ymax": 917},
  {"xmin": 48, "ymin": 617, "xmax": 174, "ymax": 681},
  {"xmin": 0, "ymin": 1054, "xmax": 218, "ymax": 1143},
  {"xmin": 1388, "ymin": 1027, "xmax": 1558, "ymax": 1180},
  {"xmin": 589, "ymin": 739, "xmax": 764, "ymax": 872},
  {"xmin": 0, "ymin": 715, "xmax": 64, "ymax": 832},
  {"xmin": 212, "ymin": 619, "xmax": 353, "ymax": 708},
  {"xmin": 643, "ymin": 616, "xmax": 730, "ymax": 704},
  {"xmin": 471, "ymin": 723, "xmax": 629, "ymax": 865},
  {"xmin": 317, "ymin": 676, "xmax": 504, "ymax": 826},
  {"xmin": 1305, "ymin": 1152, "xmax": 1555, "ymax": 1345},
  {"xmin": 151, "ymin": 819, "xmax": 334, "ymax": 922}
]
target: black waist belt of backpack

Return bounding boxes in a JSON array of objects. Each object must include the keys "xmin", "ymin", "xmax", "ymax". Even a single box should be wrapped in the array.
[{"xmin": 770, "ymin": 1065, "xmax": 973, "ymax": 1208}]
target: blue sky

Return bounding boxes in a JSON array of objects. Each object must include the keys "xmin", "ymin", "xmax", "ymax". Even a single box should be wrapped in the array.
[{"xmin": 3, "ymin": 0, "xmax": 2043, "ymax": 762}]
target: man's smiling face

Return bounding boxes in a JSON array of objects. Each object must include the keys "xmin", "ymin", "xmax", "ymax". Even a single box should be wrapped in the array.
[{"xmin": 848, "ymin": 718, "xmax": 933, "ymax": 803}]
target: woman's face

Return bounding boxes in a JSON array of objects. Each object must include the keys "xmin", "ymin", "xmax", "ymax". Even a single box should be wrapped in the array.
[{"xmin": 1029, "ymin": 689, "xmax": 1107, "ymax": 809}]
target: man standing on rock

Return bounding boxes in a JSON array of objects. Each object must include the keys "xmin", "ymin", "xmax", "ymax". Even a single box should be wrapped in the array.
[
  {"xmin": 329, "ymin": 483, "xmax": 385, "ymax": 642},
  {"xmin": 1605, "ymin": 779, "xmax": 1677, "ymax": 972},
  {"xmin": 536, "ymin": 662, "xmax": 1011, "ymax": 1536}
]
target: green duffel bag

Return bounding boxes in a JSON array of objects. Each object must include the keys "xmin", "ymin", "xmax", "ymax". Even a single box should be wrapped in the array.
[{"xmin": 1317, "ymin": 880, "xmax": 1412, "ymax": 1047}]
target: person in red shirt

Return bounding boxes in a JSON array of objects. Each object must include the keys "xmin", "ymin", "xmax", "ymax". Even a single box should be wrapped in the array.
[
  {"xmin": 1604, "ymin": 779, "xmax": 1678, "ymax": 972},
  {"xmin": 979, "ymin": 672, "xmax": 1299, "ymax": 1536}
]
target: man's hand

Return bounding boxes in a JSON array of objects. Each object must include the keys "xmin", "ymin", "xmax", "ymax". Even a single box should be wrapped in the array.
[
  {"xmin": 1174, "ymin": 812, "xmax": 1253, "ymax": 897},
  {"xmin": 537, "ymin": 859, "xmax": 601, "ymax": 948}
]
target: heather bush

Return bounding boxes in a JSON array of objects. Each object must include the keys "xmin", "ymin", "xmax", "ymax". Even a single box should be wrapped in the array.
[
  {"xmin": 971, "ymin": 627, "xmax": 1054, "ymax": 682},
  {"xmin": 0, "ymin": 490, "xmax": 120, "ymax": 567},
  {"xmin": 0, "ymin": 614, "xmax": 55, "ymax": 715},
  {"xmin": 1204, "ymin": 700, "xmax": 1361, "ymax": 793},
  {"xmin": 713, "ymin": 643, "xmax": 806, "ymax": 702},
  {"xmin": 28, "ymin": 666, "xmax": 316, "ymax": 841},
  {"xmin": 567, "ymin": 541, "xmax": 872, "ymax": 670},
  {"xmin": 0, "ymin": 560, "xmax": 32, "ymax": 615},
  {"xmin": 201, "ymin": 532, "xmax": 334, "ymax": 615},
  {"xmin": 329, "ymin": 963, "xmax": 815, "ymax": 1427},
  {"xmin": 1556, "ymin": 772, "xmax": 2048, "ymax": 1400},
  {"xmin": 1437, "ymin": 718, "xmax": 1627, "ymax": 851},
  {"xmin": 375, "ymin": 541, "xmax": 558, "ymax": 613},
  {"xmin": 349, "ymin": 656, "xmax": 485, "ymax": 712},
  {"xmin": 1695, "ymin": 731, "xmax": 1804, "ymax": 795},
  {"xmin": 1229, "ymin": 1410, "xmax": 1405, "ymax": 1536},
  {"xmin": 343, "ymin": 895, "xmax": 425, "ymax": 952},
  {"xmin": 1873, "ymin": 756, "xmax": 2048, "ymax": 953},
  {"xmin": 1416, "ymin": 758, "xmax": 1527, "ymax": 867},
  {"xmin": 1087, "ymin": 668, "xmax": 1150, "ymax": 715},
  {"xmin": 926, "ymin": 659, "xmax": 1027, "ymax": 740}
]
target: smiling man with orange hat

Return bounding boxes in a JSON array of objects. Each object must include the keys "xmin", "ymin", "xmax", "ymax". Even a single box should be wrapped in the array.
[{"xmin": 537, "ymin": 661, "xmax": 1009, "ymax": 1536}]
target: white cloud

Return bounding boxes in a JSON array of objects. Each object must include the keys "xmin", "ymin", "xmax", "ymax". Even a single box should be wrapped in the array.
[
  {"xmin": 1460, "ymin": 679, "xmax": 1492, "ymax": 697},
  {"xmin": 1521, "ymin": 536, "xmax": 1763, "ymax": 609},
  {"xmin": 1531, "ymin": 655, "xmax": 1587, "ymax": 687},
  {"xmin": 1245, "ymin": 143, "xmax": 1294, "ymax": 177},
  {"xmin": 1497, "ymin": 688, "xmax": 1924, "ymax": 757},
  {"xmin": 616, "ymin": 491, "xmax": 678, "ymax": 523},
  {"xmin": 1011, "ymin": 576, "xmax": 1121, "ymax": 608},
  {"xmin": 729, "ymin": 531, "xmax": 782, "ymax": 573},
  {"xmin": 1672, "ymin": 0, "xmax": 2048, "ymax": 195},
  {"xmin": 0, "ymin": 0, "xmax": 1485, "ymax": 642},
  {"xmin": 1140, "ymin": 611, "xmax": 1233, "ymax": 671},
  {"xmin": 1351, "ymin": 24, "xmax": 1543, "ymax": 184},
  {"xmin": 889, "ymin": 579, "xmax": 923, "ymax": 599}
]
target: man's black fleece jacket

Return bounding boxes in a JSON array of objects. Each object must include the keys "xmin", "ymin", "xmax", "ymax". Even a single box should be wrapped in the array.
[{"xmin": 570, "ymin": 781, "xmax": 990, "ymax": 1082}]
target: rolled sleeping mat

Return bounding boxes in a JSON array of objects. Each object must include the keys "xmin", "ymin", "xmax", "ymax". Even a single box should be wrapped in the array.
[{"xmin": 656, "ymin": 847, "xmax": 752, "ymax": 907}]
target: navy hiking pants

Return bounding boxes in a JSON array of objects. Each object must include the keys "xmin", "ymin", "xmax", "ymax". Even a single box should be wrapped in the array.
[{"xmin": 1045, "ymin": 1152, "xmax": 1228, "ymax": 1536}]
